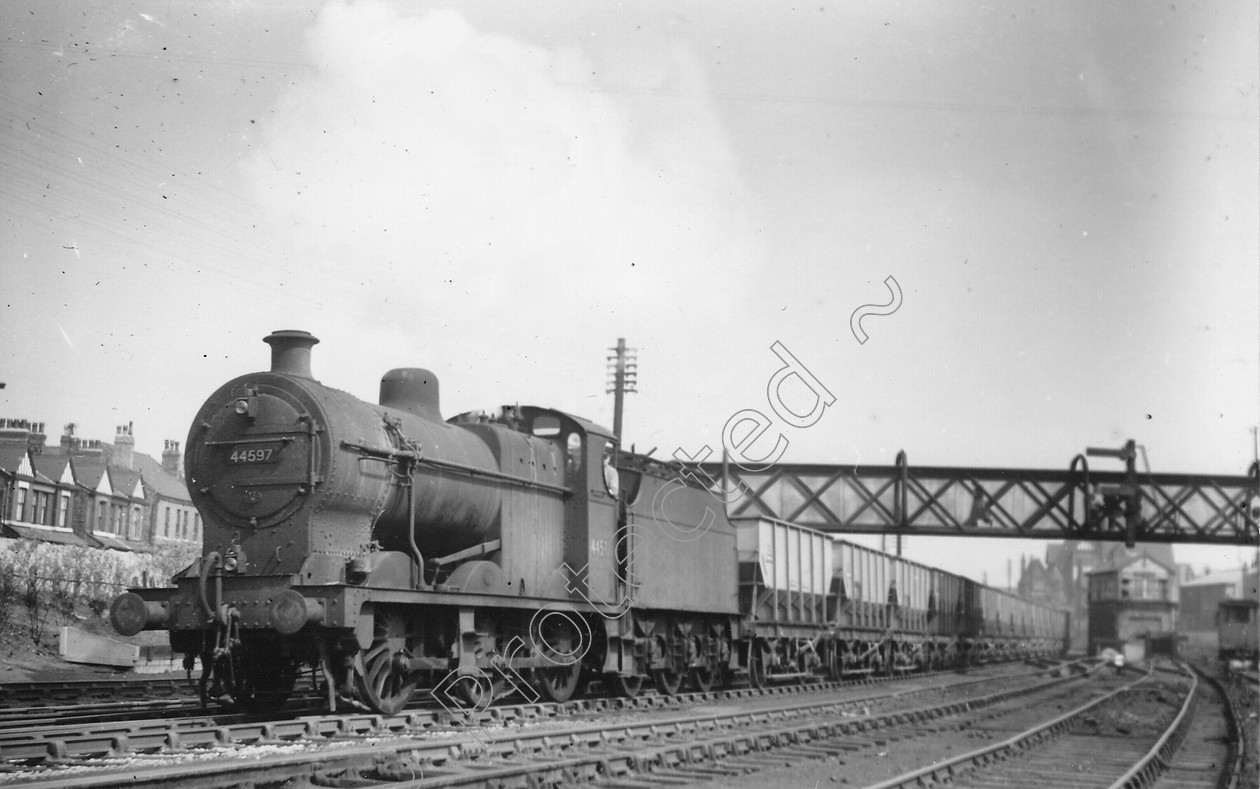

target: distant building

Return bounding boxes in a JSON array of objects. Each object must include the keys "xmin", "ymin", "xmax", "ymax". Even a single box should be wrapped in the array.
[
  {"xmin": 1016, "ymin": 556, "xmax": 1061, "ymax": 605},
  {"xmin": 1020, "ymin": 540, "xmax": 1179, "ymax": 652},
  {"xmin": 0, "ymin": 419, "xmax": 198, "ymax": 551},
  {"xmin": 1180, "ymin": 566, "xmax": 1260, "ymax": 653}
]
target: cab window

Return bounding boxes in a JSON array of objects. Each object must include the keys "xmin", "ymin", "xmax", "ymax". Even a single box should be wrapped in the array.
[{"xmin": 566, "ymin": 432, "xmax": 582, "ymax": 476}]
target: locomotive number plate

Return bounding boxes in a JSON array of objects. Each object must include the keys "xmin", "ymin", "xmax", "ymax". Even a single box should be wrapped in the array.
[{"xmin": 227, "ymin": 444, "xmax": 284, "ymax": 464}]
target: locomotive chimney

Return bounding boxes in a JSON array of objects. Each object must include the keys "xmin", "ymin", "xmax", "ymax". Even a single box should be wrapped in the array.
[
  {"xmin": 380, "ymin": 368, "xmax": 442, "ymax": 422},
  {"xmin": 264, "ymin": 330, "xmax": 320, "ymax": 379}
]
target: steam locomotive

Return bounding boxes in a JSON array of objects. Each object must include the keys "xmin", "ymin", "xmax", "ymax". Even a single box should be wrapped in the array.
[{"xmin": 111, "ymin": 330, "xmax": 1067, "ymax": 714}]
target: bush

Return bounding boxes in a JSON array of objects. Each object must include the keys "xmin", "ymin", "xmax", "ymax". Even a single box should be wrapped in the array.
[
  {"xmin": 0, "ymin": 538, "xmax": 197, "ymax": 641},
  {"xmin": 0, "ymin": 561, "xmax": 17, "ymax": 636}
]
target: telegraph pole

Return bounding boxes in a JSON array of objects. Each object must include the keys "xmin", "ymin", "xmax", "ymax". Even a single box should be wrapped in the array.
[
  {"xmin": 605, "ymin": 338, "xmax": 637, "ymax": 442},
  {"xmin": 1252, "ymin": 427, "xmax": 1259, "ymax": 585}
]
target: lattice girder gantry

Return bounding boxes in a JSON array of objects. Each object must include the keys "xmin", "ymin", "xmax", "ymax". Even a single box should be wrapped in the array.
[{"xmin": 690, "ymin": 441, "xmax": 1259, "ymax": 547}]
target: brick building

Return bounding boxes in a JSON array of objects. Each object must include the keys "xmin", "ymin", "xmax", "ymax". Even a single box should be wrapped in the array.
[{"xmin": 0, "ymin": 419, "xmax": 198, "ymax": 552}]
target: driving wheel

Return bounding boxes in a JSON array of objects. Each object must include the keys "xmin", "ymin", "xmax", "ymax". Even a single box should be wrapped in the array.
[{"xmin": 354, "ymin": 608, "xmax": 418, "ymax": 715}]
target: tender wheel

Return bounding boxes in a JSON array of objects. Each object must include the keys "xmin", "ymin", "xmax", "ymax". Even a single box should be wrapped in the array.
[
  {"xmin": 716, "ymin": 663, "xmax": 735, "ymax": 690},
  {"xmin": 354, "ymin": 609, "xmax": 418, "ymax": 715},
  {"xmin": 606, "ymin": 673, "xmax": 644, "ymax": 699},
  {"xmin": 536, "ymin": 662, "xmax": 582, "ymax": 703},
  {"xmin": 653, "ymin": 667, "xmax": 683, "ymax": 695},
  {"xmin": 689, "ymin": 666, "xmax": 714, "ymax": 693}
]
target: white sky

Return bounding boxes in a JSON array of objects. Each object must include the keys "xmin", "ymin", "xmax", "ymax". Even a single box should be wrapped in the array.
[{"xmin": 2, "ymin": 1, "xmax": 1257, "ymax": 582}]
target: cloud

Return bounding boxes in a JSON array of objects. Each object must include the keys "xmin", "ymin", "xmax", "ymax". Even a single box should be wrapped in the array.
[{"xmin": 245, "ymin": 1, "xmax": 758, "ymax": 345}]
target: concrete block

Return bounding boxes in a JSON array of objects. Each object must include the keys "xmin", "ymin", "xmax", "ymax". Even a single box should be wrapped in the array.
[{"xmin": 59, "ymin": 627, "xmax": 140, "ymax": 668}]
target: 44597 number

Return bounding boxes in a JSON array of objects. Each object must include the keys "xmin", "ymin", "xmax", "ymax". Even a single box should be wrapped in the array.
[{"xmin": 227, "ymin": 445, "xmax": 282, "ymax": 464}]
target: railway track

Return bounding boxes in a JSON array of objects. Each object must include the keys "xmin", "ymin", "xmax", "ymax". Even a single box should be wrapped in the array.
[
  {"xmin": 863, "ymin": 662, "xmax": 1245, "ymax": 789},
  {"xmin": 0, "ymin": 660, "xmax": 1063, "ymax": 767},
  {"xmin": 0, "ymin": 660, "xmax": 1087, "ymax": 787},
  {"xmin": 0, "ymin": 678, "xmax": 192, "ymax": 709}
]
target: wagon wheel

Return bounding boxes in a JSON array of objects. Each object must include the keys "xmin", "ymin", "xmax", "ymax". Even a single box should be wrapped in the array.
[
  {"xmin": 748, "ymin": 641, "xmax": 770, "ymax": 689},
  {"xmin": 826, "ymin": 644, "xmax": 843, "ymax": 681},
  {"xmin": 606, "ymin": 673, "xmax": 645, "ymax": 698},
  {"xmin": 354, "ymin": 609, "xmax": 418, "ymax": 715},
  {"xmin": 866, "ymin": 642, "xmax": 883, "ymax": 675}
]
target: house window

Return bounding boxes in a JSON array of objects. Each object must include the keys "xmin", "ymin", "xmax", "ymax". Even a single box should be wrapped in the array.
[
  {"xmin": 96, "ymin": 500, "xmax": 107, "ymax": 532},
  {"xmin": 57, "ymin": 494, "xmax": 70, "ymax": 528},
  {"xmin": 164, "ymin": 506, "xmax": 171, "ymax": 538},
  {"xmin": 13, "ymin": 487, "xmax": 26, "ymax": 521},
  {"xmin": 33, "ymin": 491, "xmax": 49, "ymax": 525},
  {"xmin": 193, "ymin": 513, "xmax": 200, "ymax": 541}
]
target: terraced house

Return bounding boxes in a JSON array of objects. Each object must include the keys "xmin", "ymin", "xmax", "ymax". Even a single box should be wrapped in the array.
[{"xmin": 0, "ymin": 419, "xmax": 198, "ymax": 552}]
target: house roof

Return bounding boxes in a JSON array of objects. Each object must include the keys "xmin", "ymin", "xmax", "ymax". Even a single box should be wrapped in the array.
[
  {"xmin": 0, "ymin": 444, "xmax": 28, "ymax": 476},
  {"xmin": 29, "ymin": 452, "xmax": 69, "ymax": 484},
  {"xmin": 108, "ymin": 466, "xmax": 143, "ymax": 498},
  {"xmin": 128, "ymin": 450, "xmax": 189, "ymax": 502},
  {"xmin": 4, "ymin": 436, "xmax": 188, "ymax": 504},
  {"xmin": 71, "ymin": 457, "xmax": 109, "ymax": 490}
]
